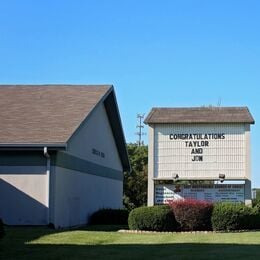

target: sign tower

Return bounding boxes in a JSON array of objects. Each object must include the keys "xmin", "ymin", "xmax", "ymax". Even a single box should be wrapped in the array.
[{"xmin": 144, "ymin": 107, "xmax": 255, "ymax": 205}]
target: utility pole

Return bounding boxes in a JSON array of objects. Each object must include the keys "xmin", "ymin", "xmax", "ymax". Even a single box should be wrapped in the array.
[{"xmin": 135, "ymin": 113, "xmax": 146, "ymax": 146}]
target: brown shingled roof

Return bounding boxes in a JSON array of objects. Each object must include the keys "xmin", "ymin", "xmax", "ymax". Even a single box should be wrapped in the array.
[
  {"xmin": 0, "ymin": 84, "xmax": 131, "ymax": 171},
  {"xmin": 0, "ymin": 85, "xmax": 111, "ymax": 144},
  {"xmin": 144, "ymin": 107, "xmax": 255, "ymax": 124}
]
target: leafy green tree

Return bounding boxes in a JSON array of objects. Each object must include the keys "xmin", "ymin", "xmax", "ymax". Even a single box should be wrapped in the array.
[
  {"xmin": 252, "ymin": 188, "xmax": 260, "ymax": 207},
  {"xmin": 256, "ymin": 189, "xmax": 260, "ymax": 199},
  {"xmin": 124, "ymin": 144, "xmax": 148, "ymax": 210}
]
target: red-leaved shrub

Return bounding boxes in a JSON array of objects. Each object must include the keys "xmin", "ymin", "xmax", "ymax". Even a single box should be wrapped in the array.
[{"xmin": 168, "ymin": 199, "xmax": 213, "ymax": 231}]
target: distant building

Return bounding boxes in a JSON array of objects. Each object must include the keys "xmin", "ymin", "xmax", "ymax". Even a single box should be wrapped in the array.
[
  {"xmin": 144, "ymin": 107, "xmax": 254, "ymax": 205},
  {"xmin": 252, "ymin": 189, "xmax": 257, "ymax": 199},
  {"xmin": 252, "ymin": 188, "xmax": 260, "ymax": 200},
  {"xmin": 0, "ymin": 85, "xmax": 130, "ymax": 228}
]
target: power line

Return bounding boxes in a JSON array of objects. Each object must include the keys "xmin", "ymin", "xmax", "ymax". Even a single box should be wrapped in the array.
[{"xmin": 135, "ymin": 113, "xmax": 146, "ymax": 146}]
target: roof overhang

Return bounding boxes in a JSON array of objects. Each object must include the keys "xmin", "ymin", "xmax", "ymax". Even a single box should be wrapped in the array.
[
  {"xmin": 0, "ymin": 143, "xmax": 67, "ymax": 151},
  {"xmin": 103, "ymin": 88, "xmax": 131, "ymax": 172},
  {"xmin": 144, "ymin": 107, "xmax": 255, "ymax": 125}
]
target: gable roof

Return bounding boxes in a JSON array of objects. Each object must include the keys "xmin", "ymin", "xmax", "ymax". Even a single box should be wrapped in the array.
[
  {"xmin": 144, "ymin": 107, "xmax": 255, "ymax": 124},
  {"xmin": 0, "ymin": 85, "xmax": 130, "ymax": 171}
]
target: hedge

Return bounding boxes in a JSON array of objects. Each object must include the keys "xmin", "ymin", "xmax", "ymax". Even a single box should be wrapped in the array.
[
  {"xmin": 89, "ymin": 208, "xmax": 129, "ymax": 225},
  {"xmin": 252, "ymin": 198, "xmax": 260, "ymax": 209},
  {"xmin": 168, "ymin": 199, "xmax": 213, "ymax": 231},
  {"xmin": 128, "ymin": 205, "xmax": 178, "ymax": 231},
  {"xmin": 211, "ymin": 202, "xmax": 260, "ymax": 231},
  {"xmin": 128, "ymin": 201, "xmax": 260, "ymax": 232},
  {"xmin": 0, "ymin": 218, "xmax": 5, "ymax": 239}
]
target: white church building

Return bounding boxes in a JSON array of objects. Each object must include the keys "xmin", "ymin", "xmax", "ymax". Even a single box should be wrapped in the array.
[{"xmin": 0, "ymin": 85, "xmax": 130, "ymax": 228}]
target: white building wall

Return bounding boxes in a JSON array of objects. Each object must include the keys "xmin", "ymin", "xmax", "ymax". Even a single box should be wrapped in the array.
[
  {"xmin": 67, "ymin": 102, "xmax": 123, "ymax": 172},
  {"xmin": 0, "ymin": 97, "xmax": 126, "ymax": 227},
  {"xmin": 53, "ymin": 167, "xmax": 122, "ymax": 228},
  {"xmin": 0, "ymin": 166, "xmax": 48, "ymax": 225},
  {"xmin": 154, "ymin": 123, "xmax": 249, "ymax": 180},
  {"xmin": 147, "ymin": 125, "xmax": 155, "ymax": 206},
  {"xmin": 52, "ymin": 102, "xmax": 124, "ymax": 227}
]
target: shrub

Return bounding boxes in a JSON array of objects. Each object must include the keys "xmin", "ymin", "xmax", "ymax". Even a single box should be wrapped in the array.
[
  {"xmin": 252, "ymin": 198, "xmax": 260, "ymax": 209},
  {"xmin": 128, "ymin": 205, "xmax": 178, "ymax": 231},
  {"xmin": 168, "ymin": 199, "xmax": 213, "ymax": 231},
  {"xmin": 249, "ymin": 207, "xmax": 260, "ymax": 229},
  {"xmin": 211, "ymin": 202, "xmax": 260, "ymax": 231},
  {"xmin": 0, "ymin": 218, "xmax": 5, "ymax": 239},
  {"xmin": 89, "ymin": 208, "xmax": 129, "ymax": 225}
]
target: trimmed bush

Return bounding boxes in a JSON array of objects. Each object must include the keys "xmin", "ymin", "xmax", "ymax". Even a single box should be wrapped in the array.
[
  {"xmin": 252, "ymin": 199, "xmax": 260, "ymax": 209},
  {"xmin": 89, "ymin": 208, "xmax": 129, "ymax": 225},
  {"xmin": 128, "ymin": 205, "xmax": 178, "ymax": 231},
  {"xmin": 249, "ymin": 207, "xmax": 260, "ymax": 229},
  {"xmin": 168, "ymin": 199, "xmax": 213, "ymax": 231},
  {"xmin": 0, "ymin": 218, "xmax": 5, "ymax": 239},
  {"xmin": 211, "ymin": 202, "xmax": 260, "ymax": 231}
]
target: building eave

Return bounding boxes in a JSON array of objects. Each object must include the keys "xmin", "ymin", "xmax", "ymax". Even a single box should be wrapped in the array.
[
  {"xmin": 66, "ymin": 86, "xmax": 131, "ymax": 172},
  {"xmin": 0, "ymin": 143, "xmax": 67, "ymax": 151},
  {"xmin": 103, "ymin": 88, "xmax": 131, "ymax": 172}
]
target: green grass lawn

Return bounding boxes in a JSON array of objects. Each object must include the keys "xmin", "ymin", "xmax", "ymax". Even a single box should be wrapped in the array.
[{"xmin": 1, "ymin": 226, "xmax": 260, "ymax": 259}]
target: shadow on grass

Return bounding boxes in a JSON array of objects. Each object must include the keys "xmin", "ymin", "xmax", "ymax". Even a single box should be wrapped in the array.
[
  {"xmin": 82, "ymin": 224, "xmax": 128, "ymax": 231},
  {"xmin": 1, "ymin": 227, "xmax": 260, "ymax": 260},
  {"xmin": 0, "ymin": 225, "xmax": 58, "ymax": 241},
  {"xmin": 1, "ymin": 242, "xmax": 260, "ymax": 260},
  {"xmin": 0, "ymin": 224, "xmax": 120, "ymax": 244}
]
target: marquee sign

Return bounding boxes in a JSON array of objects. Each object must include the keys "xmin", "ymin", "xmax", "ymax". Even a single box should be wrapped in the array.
[
  {"xmin": 155, "ymin": 184, "xmax": 245, "ymax": 204},
  {"xmin": 169, "ymin": 133, "xmax": 225, "ymax": 162},
  {"xmin": 154, "ymin": 124, "xmax": 246, "ymax": 179}
]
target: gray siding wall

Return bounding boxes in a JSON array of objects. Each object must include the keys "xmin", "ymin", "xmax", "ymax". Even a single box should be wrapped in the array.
[
  {"xmin": 67, "ymin": 102, "xmax": 123, "ymax": 171},
  {"xmin": 53, "ymin": 166, "xmax": 122, "ymax": 228},
  {"xmin": 0, "ymin": 162, "xmax": 49, "ymax": 225},
  {"xmin": 51, "ymin": 102, "xmax": 124, "ymax": 228},
  {"xmin": 0, "ymin": 102, "xmax": 124, "ymax": 227}
]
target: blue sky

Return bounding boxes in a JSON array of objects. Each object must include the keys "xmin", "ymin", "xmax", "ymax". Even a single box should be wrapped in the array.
[{"xmin": 0, "ymin": 1, "xmax": 260, "ymax": 186}]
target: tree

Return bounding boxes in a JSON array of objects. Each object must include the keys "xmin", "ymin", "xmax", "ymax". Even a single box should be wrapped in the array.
[
  {"xmin": 252, "ymin": 188, "xmax": 260, "ymax": 207},
  {"xmin": 124, "ymin": 144, "xmax": 148, "ymax": 210}
]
